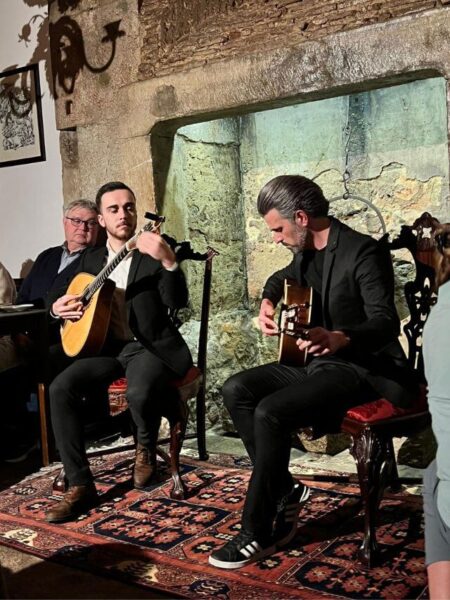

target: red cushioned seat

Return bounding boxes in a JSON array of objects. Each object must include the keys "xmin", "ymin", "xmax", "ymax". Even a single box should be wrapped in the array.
[
  {"xmin": 107, "ymin": 378, "xmax": 128, "ymax": 417},
  {"xmin": 107, "ymin": 367, "xmax": 204, "ymax": 417},
  {"xmin": 108, "ymin": 378, "xmax": 127, "ymax": 391},
  {"xmin": 346, "ymin": 384, "xmax": 428, "ymax": 423},
  {"xmin": 171, "ymin": 366, "xmax": 203, "ymax": 388},
  {"xmin": 108, "ymin": 366, "xmax": 203, "ymax": 394}
]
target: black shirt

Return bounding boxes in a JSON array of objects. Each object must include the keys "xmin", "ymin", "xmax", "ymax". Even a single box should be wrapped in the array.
[{"xmin": 302, "ymin": 248, "xmax": 325, "ymax": 327}]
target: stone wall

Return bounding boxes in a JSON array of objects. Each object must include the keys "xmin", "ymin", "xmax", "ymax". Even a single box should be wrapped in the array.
[
  {"xmin": 158, "ymin": 77, "xmax": 448, "ymax": 432},
  {"xmin": 139, "ymin": 0, "xmax": 449, "ymax": 79},
  {"xmin": 48, "ymin": 1, "xmax": 450, "ymax": 433}
]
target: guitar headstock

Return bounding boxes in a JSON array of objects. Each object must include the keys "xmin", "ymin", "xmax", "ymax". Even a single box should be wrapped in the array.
[
  {"xmin": 144, "ymin": 211, "xmax": 166, "ymax": 227},
  {"xmin": 125, "ymin": 212, "xmax": 166, "ymax": 252}
]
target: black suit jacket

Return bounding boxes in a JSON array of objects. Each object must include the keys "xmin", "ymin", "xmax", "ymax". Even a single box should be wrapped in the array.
[
  {"xmin": 18, "ymin": 246, "xmax": 85, "ymax": 343},
  {"xmin": 263, "ymin": 218, "xmax": 418, "ymax": 407},
  {"xmin": 18, "ymin": 246, "xmax": 83, "ymax": 307},
  {"xmin": 50, "ymin": 246, "xmax": 192, "ymax": 378}
]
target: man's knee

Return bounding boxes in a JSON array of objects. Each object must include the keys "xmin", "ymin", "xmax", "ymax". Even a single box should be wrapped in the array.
[
  {"xmin": 222, "ymin": 373, "xmax": 251, "ymax": 412},
  {"xmin": 49, "ymin": 375, "xmax": 74, "ymax": 416},
  {"xmin": 49, "ymin": 376, "xmax": 65, "ymax": 402},
  {"xmin": 126, "ymin": 381, "xmax": 157, "ymax": 413},
  {"xmin": 254, "ymin": 401, "xmax": 294, "ymax": 435},
  {"xmin": 254, "ymin": 402, "xmax": 278, "ymax": 427}
]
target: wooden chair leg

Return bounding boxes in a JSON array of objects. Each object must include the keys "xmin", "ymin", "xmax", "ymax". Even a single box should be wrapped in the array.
[
  {"xmin": 350, "ymin": 427, "xmax": 389, "ymax": 567},
  {"xmin": 38, "ymin": 383, "xmax": 52, "ymax": 466},
  {"xmin": 167, "ymin": 421, "xmax": 188, "ymax": 500},
  {"xmin": 196, "ymin": 383, "xmax": 208, "ymax": 461},
  {"xmin": 166, "ymin": 400, "xmax": 189, "ymax": 500}
]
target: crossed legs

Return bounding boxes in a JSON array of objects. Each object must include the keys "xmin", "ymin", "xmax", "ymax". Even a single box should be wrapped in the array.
[{"xmin": 222, "ymin": 361, "xmax": 365, "ymax": 539}]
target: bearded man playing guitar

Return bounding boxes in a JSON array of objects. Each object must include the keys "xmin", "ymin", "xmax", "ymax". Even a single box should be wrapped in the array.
[
  {"xmin": 209, "ymin": 175, "xmax": 419, "ymax": 570},
  {"xmin": 45, "ymin": 181, "xmax": 192, "ymax": 523}
]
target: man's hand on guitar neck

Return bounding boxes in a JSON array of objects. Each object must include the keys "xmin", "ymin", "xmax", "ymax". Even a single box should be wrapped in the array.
[
  {"xmin": 296, "ymin": 327, "xmax": 350, "ymax": 357},
  {"xmin": 136, "ymin": 231, "xmax": 177, "ymax": 270},
  {"xmin": 259, "ymin": 299, "xmax": 279, "ymax": 336},
  {"xmin": 51, "ymin": 294, "xmax": 84, "ymax": 321}
]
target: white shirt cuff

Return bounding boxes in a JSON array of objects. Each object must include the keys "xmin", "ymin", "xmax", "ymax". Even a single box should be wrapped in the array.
[{"xmin": 164, "ymin": 262, "xmax": 179, "ymax": 272}]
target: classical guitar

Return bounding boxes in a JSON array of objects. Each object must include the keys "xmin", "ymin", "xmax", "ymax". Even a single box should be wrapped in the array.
[
  {"xmin": 278, "ymin": 279, "xmax": 313, "ymax": 367},
  {"xmin": 61, "ymin": 212, "xmax": 165, "ymax": 358}
]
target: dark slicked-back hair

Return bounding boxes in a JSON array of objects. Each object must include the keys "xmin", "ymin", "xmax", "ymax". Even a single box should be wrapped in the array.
[
  {"xmin": 257, "ymin": 175, "xmax": 329, "ymax": 219},
  {"xmin": 95, "ymin": 181, "xmax": 135, "ymax": 211}
]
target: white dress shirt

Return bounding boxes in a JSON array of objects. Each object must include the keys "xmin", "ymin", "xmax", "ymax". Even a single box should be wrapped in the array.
[{"xmin": 106, "ymin": 242, "xmax": 135, "ymax": 342}]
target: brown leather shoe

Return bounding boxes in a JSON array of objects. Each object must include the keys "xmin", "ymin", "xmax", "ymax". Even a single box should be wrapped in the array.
[
  {"xmin": 45, "ymin": 484, "xmax": 99, "ymax": 523},
  {"xmin": 133, "ymin": 443, "xmax": 156, "ymax": 489}
]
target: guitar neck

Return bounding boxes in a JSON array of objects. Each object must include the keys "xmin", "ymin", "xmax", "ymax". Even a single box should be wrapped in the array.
[
  {"xmin": 82, "ymin": 221, "xmax": 155, "ymax": 303},
  {"xmin": 83, "ymin": 245, "xmax": 130, "ymax": 303}
]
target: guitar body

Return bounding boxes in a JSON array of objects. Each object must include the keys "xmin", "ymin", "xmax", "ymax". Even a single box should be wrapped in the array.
[
  {"xmin": 61, "ymin": 272, "xmax": 116, "ymax": 357},
  {"xmin": 278, "ymin": 279, "xmax": 313, "ymax": 367}
]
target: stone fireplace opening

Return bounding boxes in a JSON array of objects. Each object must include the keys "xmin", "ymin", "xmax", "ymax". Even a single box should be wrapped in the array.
[{"xmin": 151, "ymin": 76, "xmax": 448, "ymax": 432}]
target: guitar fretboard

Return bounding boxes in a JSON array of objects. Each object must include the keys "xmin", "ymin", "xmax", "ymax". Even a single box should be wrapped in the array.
[{"xmin": 82, "ymin": 221, "xmax": 155, "ymax": 304}]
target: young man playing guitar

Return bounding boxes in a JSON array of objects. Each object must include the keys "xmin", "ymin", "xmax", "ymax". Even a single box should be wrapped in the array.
[
  {"xmin": 209, "ymin": 175, "xmax": 419, "ymax": 569},
  {"xmin": 45, "ymin": 181, "xmax": 192, "ymax": 523}
]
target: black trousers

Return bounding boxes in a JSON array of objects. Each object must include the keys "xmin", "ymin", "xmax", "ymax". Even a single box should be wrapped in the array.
[
  {"xmin": 49, "ymin": 341, "xmax": 178, "ymax": 486},
  {"xmin": 222, "ymin": 360, "xmax": 369, "ymax": 537}
]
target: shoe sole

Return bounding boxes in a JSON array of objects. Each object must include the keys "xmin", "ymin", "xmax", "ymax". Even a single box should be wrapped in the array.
[
  {"xmin": 133, "ymin": 479, "xmax": 156, "ymax": 490},
  {"xmin": 208, "ymin": 543, "xmax": 277, "ymax": 570},
  {"xmin": 45, "ymin": 498, "xmax": 99, "ymax": 523},
  {"xmin": 45, "ymin": 513, "xmax": 74, "ymax": 524},
  {"xmin": 275, "ymin": 486, "xmax": 311, "ymax": 549},
  {"xmin": 133, "ymin": 482, "xmax": 145, "ymax": 490},
  {"xmin": 133, "ymin": 468, "xmax": 157, "ymax": 490}
]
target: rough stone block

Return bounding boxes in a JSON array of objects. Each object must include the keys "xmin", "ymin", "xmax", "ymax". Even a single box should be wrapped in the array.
[
  {"xmin": 397, "ymin": 426, "xmax": 437, "ymax": 468},
  {"xmin": 297, "ymin": 431, "xmax": 352, "ymax": 455}
]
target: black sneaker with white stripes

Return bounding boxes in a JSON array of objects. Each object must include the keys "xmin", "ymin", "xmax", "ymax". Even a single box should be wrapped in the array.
[
  {"xmin": 273, "ymin": 482, "xmax": 310, "ymax": 548},
  {"xmin": 209, "ymin": 529, "xmax": 276, "ymax": 569}
]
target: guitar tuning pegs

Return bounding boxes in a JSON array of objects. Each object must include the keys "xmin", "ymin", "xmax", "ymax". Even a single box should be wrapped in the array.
[{"xmin": 144, "ymin": 211, "xmax": 166, "ymax": 223}]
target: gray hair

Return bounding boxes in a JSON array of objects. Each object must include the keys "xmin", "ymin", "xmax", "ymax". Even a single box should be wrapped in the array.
[
  {"xmin": 257, "ymin": 175, "xmax": 329, "ymax": 219},
  {"xmin": 64, "ymin": 199, "xmax": 98, "ymax": 216}
]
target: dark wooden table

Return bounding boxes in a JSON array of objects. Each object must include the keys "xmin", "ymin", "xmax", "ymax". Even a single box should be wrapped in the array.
[{"xmin": 0, "ymin": 308, "xmax": 52, "ymax": 465}]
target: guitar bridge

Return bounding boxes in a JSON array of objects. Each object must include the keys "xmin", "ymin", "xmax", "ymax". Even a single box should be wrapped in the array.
[
  {"xmin": 278, "ymin": 280, "xmax": 313, "ymax": 366},
  {"xmin": 279, "ymin": 301, "xmax": 311, "ymax": 339}
]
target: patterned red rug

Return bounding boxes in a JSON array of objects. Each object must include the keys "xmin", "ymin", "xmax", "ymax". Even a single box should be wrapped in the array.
[{"xmin": 0, "ymin": 450, "xmax": 427, "ymax": 599}]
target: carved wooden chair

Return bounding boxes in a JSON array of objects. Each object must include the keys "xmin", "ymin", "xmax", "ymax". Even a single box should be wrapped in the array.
[
  {"xmin": 303, "ymin": 212, "xmax": 437, "ymax": 567},
  {"xmin": 53, "ymin": 244, "xmax": 218, "ymax": 499}
]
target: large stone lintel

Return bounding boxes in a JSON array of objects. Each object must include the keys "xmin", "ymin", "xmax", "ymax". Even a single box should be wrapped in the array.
[{"xmin": 56, "ymin": 8, "xmax": 450, "ymax": 137}]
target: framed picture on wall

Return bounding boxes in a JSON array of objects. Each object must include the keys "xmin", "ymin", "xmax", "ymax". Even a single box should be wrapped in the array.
[{"xmin": 0, "ymin": 63, "xmax": 46, "ymax": 168}]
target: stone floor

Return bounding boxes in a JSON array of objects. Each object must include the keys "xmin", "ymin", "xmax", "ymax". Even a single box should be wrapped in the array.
[{"xmin": 0, "ymin": 432, "xmax": 424, "ymax": 599}]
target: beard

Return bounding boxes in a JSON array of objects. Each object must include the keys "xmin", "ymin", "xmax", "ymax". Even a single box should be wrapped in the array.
[
  {"xmin": 112, "ymin": 222, "xmax": 136, "ymax": 241},
  {"xmin": 283, "ymin": 224, "xmax": 308, "ymax": 254}
]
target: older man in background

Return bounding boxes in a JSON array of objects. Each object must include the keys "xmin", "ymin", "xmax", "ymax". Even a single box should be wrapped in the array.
[
  {"xmin": 0, "ymin": 200, "xmax": 99, "ymax": 463},
  {"xmin": 17, "ymin": 199, "xmax": 99, "ymax": 310}
]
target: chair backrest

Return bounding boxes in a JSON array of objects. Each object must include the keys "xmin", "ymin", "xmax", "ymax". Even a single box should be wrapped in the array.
[
  {"xmin": 172, "ymin": 243, "xmax": 219, "ymax": 374},
  {"xmin": 389, "ymin": 211, "xmax": 440, "ymax": 377}
]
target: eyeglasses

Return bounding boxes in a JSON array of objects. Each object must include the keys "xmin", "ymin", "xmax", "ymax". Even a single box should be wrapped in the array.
[{"xmin": 65, "ymin": 216, "xmax": 98, "ymax": 230}]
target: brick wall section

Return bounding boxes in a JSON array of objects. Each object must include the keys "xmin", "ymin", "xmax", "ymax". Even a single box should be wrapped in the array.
[{"xmin": 139, "ymin": 0, "xmax": 448, "ymax": 80}]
